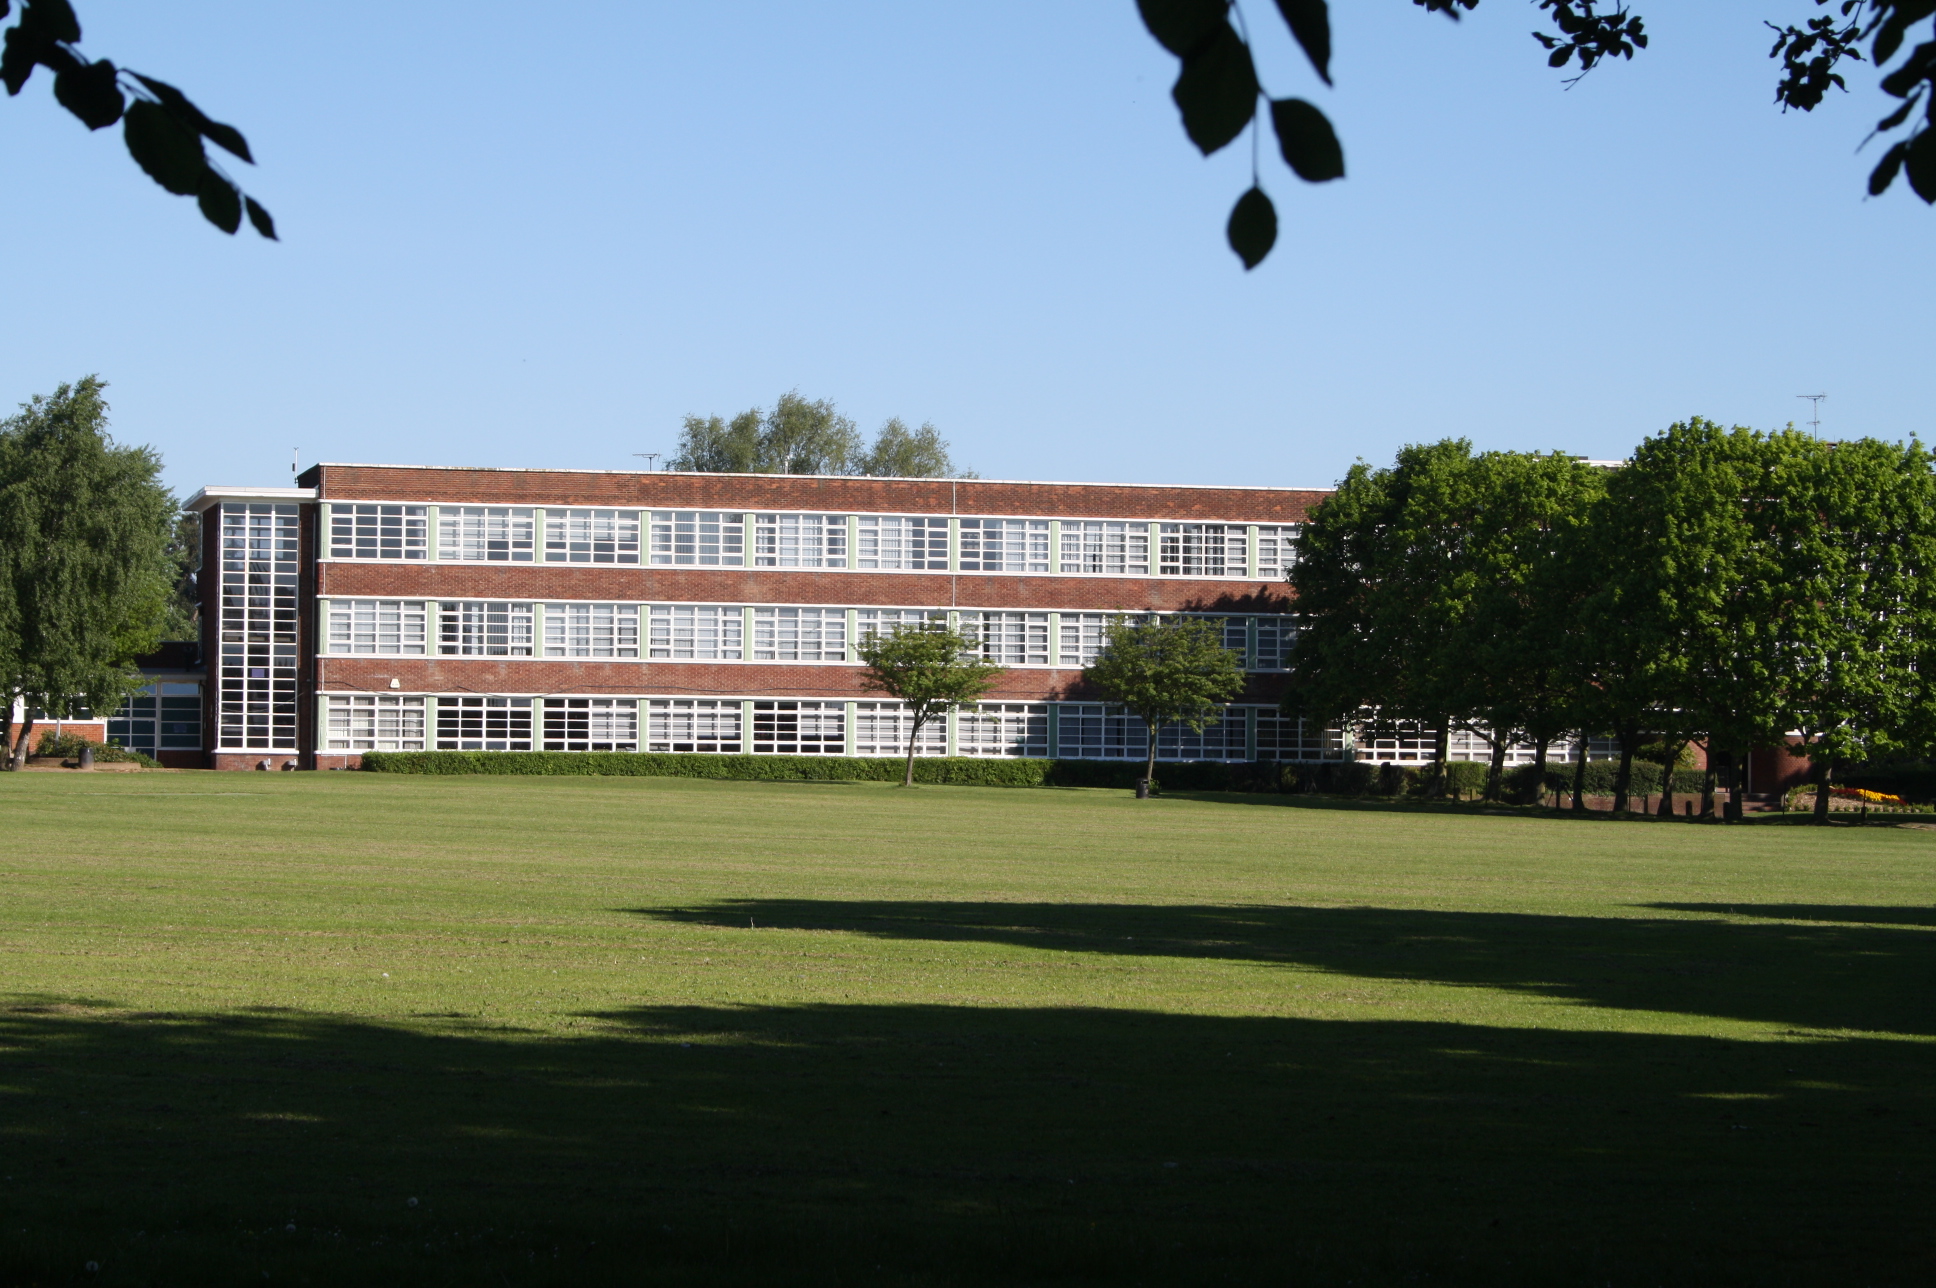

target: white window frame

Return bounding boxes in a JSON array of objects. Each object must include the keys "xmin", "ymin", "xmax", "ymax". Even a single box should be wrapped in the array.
[
  {"xmin": 326, "ymin": 693, "xmax": 427, "ymax": 751},
  {"xmin": 328, "ymin": 503, "xmax": 428, "ymax": 560},
  {"xmin": 647, "ymin": 605, "xmax": 743, "ymax": 659},
  {"xmin": 544, "ymin": 509, "xmax": 641, "ymax": 564},
  {"xmin": 647, "ymin": 698, "xmax": 743, "ymax": 753},
  {"xmin": 326, "ymin": 599, "xmax": 429, "ymax": 655},
  {"xmin": 1058, "ymin": 521, "xmax": 1150, "ymax": 575},
  {"xmin": 438, "ymin": 507, "xmax": 534, "ymax": 562},
  {"xmin": 959, "ymin": 518, "xmax": 1049, "ymax": 573},
  {"xmin": 752, "ymin": 607, "xmax": 848, "ymax": 661},
  {"xmin": 438, "ymin": 601, "xmax": 535, "ymax": 657},
  {"xmin": 856, "ymin": 515, "xmax": 949, "ymax": 570},
  {"xmin": 753, "ymin": 513, "xmax": 848, "ymax": 568},
  {"xmin": 543, "ymin": 603, "xmax": 639, "ymax": 658},
  {"xmin": 650, "ymin": 511, "xmax": 745, "ymax": 566}
]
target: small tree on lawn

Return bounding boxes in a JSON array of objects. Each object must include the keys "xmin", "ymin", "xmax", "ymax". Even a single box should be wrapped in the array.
[
  {"xmin": 854, "ymin": 622, "xmax": 1003, "ymax": 787},
  {"xmin": 1084, "ymin": 616, "xmax": 1245, "ymax": 797}
]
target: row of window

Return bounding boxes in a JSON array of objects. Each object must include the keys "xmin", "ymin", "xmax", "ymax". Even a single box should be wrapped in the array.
[
  {"xmin": 322, "ymin": 694, "xmax": 1346, "ymax": 760},
  {"xmin": 219, "ymin": 504, "xmax": 301, "ymax": 750},
  {"xmin": 322, "ymin": 600, "xmax": 1298, "ymax": 668},
  {"xmin": 325, "ymin": 504, "xmax": 1299, "ymax": 578}
]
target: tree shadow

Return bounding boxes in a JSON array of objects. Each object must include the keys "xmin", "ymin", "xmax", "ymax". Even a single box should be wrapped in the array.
[
  {"xmin": 636, "ymin": 901, "xmax": 1936, "ymax": 1037},
  {"xmin": 0, "ymin": 996, "xmax": 1928, "ymax": 1286},
  {"xmin": 1646, "ymin": 902, "xmax": 1936, "ymax": 928}
]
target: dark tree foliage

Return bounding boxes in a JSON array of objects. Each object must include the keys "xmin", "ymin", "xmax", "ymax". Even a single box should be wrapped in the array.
[
  {"xmin": 3, "ymin": 0, "xmax": 273, "ymax": 237},
  {"xmin": 1138, "ymin": 0, "xmax": 1936, "ymax": 268},
  {"xmin": 670, "ymin": 393, "xmax": 972, "ymax": 478}
]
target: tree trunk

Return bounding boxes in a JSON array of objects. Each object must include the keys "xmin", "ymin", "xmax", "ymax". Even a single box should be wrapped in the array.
[
  {"xmin": 10, "ymin": 711, "xmax": 37, "ymax": 772},
  {"xmin": 0, "ymin": 691, "xmax": 13, "ymax": 772},
  {"xmin": 1533, "ymin": 736, "xmax": 1551, "ymax": 806},
  {"xmin": 1612, "ymin": 724, "xmax": 1637, "ymax": 815},
  {"xmin": 1570, "ymin": 734, "xmax": 1588, "ymax": 812},
  {"xmin": 1811, "ymin": 757, "xmax": 1833, "ymax": 825},
  {"xmin": 1142, "ymin": 721, "xmax": 1160, "ymax": 798},
  {"xmin": 1484, "ymin": 730, "xmax": 1507, "ymax": 802},
  {"xmin": 902, "ymin": 713, "xmax": 921, "ymax": 788},
  {"xmin": 1727, "ymin": 751, "xmax": 1746, "ymax": 822},
  {"xmin": 1656, "ymin": 739, "xmax": 1685, "ymax": 816},
  {"xmin": 1432, "ymin": 722, "xmax": 1451, "ymax": 798},
  {"xmin": 1700, "ymin": 755, "xmax": 1718, "ymax": 819}
]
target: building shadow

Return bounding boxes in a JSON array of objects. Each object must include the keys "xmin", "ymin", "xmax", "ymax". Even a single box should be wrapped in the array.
[{"xmin": 0, "ymin": 992, "xmax": 1929, "ymax": 1286}]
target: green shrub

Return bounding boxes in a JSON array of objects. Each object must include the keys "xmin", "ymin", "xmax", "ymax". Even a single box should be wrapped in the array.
[
  {"xmin": 1840, "ymin": 762, "xmax": 1936, "ymax": 804},
  {"xmin": 35, "ymin": 732, "xmax": 161, "ymax": 768}
]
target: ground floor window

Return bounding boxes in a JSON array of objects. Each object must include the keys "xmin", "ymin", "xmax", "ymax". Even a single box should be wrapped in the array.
[
  {"xmin": 108, "ymin": 682, "xmax": 203, "ymax": 755},
  {"xmin": 542, "ymin": 697, "xmax": 638, "ymax": 751},
  {"xmin": 647, "ymin": 699, "xmax": 742, "ymax": 753},
  {"xmin": 956, "ymin": 703, "xmax": 1049, "ymax": 758},
  {"xmin": 326, "ymin": 694, "xmax": 426, "ymax": 751},
  {"xmin": 436, "ymin": 697, "xmax": 533, "ymax": 751},
  {"xmin": 852, "ymin": 702, "xmax": 947, "ymax": 758},
  {"xmin": 751, "ymin": 700, "xmax": 844, "ymax": 754}
]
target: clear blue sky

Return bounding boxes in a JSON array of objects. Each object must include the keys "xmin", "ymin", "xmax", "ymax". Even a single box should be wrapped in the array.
[{"xmin": 6, "ymin": 2, "xmax": 1931, "ymax": 498}]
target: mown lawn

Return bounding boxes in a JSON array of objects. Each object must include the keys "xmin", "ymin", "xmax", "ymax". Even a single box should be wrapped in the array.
[{"xmin": 0, "ymin": 772, "xmax": 1931, "ymax": 1286}]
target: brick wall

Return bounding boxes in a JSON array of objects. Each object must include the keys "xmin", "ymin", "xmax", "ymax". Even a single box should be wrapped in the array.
[{"xmin": 300, "ymin": 464, "xmax": 1329, "ymax": 523}]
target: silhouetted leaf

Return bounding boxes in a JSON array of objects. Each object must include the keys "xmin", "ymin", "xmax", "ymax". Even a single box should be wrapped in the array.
[
  {"xmin": 123, "ymin": 98, "xmax": 205, "ymax": 195},
  {"xmin": 196, "ymin": 168, "xmax": 241, "ymax": 233},
  {"xmin": 1172, "ymin": 23, "xmax": 1257, "ymax": 156},
  {"xmin": 1, "ymin": 23, "xmax": 42, "ymax": 95},
  {"xmin": 1869, "ymin": 140, "xmax": 1908, "ymax": 196},
  {"xmin": 1906, "ymin": 129, "xmax": 1936, "ymax": 203},
  {"xmin": 53, "ymin": 56, "xmax": 120, "ymax": 129},
  {"xmin": 244, "ymin": 196, "xmax": 276, "ymax": 240},
  {"xmin": 26, "ymin": 0, "xmax": 79, "ymax": 45},
  {"xmin": 1273, "ymin": 0, "xmax": 1332, "ymax": 85},
  {"xmin": 1227, "ymin": 185, "xmax": 1276, "ymax": 269},
  {"xmin": 1875, "ymin": 97, "xmax": 1917, "ymax": 132},
  {"xmin": 130, "ymin": 72, "xmax": 252, "ymax": 163},
  {"xmin": 1548, "ymin": 45, "xmax": 1573, "ymax": 68},
  {"xmin": 1137, "ymin": 0, "xmax": 1228, "ymax": 58},
  {"xmin": 1270, "ymin": 98, "xmax": 1344, "ymax": 181}
]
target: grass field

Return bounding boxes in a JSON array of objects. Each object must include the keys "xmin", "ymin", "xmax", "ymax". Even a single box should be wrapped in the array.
[{"xmin": 1, "ymin": 773, "xmax": 1931, "ymax": 1286}]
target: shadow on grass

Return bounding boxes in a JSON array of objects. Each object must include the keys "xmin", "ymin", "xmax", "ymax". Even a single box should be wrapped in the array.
[
  {"xmin": 1647, "ymin": 902, "xmax": 1936, "ymax": 928},
  {"xmin": 639, "ymin": 900, "xmax": 1936, "ymax": 1038},
  {"xmin": 1, "ymin": 994, "xmax": 1931, "ymax": 1287}
]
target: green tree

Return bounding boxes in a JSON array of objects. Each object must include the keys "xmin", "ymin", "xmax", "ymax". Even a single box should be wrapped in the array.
[
  {"xmin": 670, "ymin": 393, "xmax": 970, "ymax": 478},
  {"xmin": 854, "ymin": 622, "xmax": 1004, "ymax": 787},
  {"xmin": 155, "ymin": 511, "xmax": 201, "ymax": 642},
  {"xmin": 3, "ymin": 0, "xmax": 275, "ymax": 237},
  {"xmin": 1761, "ymin": 434, "xmax": 1936, "ymax": 822},
  {"xmin": 1084, "ymin": 615, "xmax": 1245, "ymax": 795},
  {"xmin": 0, "ymin": 377, "xmax": 177, "ymax": 768},
  {"xmin": 1138, "ymin": 0, "xmax": 1936, "ymax": 268}
]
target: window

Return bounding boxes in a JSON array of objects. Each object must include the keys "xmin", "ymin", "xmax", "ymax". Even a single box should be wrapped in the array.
[
  {"xmin": 543, "ymin": 603, "xmax": 639, "ymax": 658},
  {"xmin": 326, "ymin": 694, "xmax": 426, "ymax": 751},
  {"xmin": 856, "ymin": 515, "xmax": 948, "ymax": 570},
  {"xmin": 1254, "ymin": 617, "xmax": 1295, "ymax": 670},
  {"xmin": 647, "ymin": 699, "xmax": 742, "ymax": 753},
  {"xmin": 752, "ymin": 607, "xmax": 847, "ymax": 661},
  {"xmin": 856, "ymin": 608, "xmax": 945, "ymax": 639},
  {"xmin": 650, "ymin": 511, "xmax": 744, "ymax": 566},
  {"xmin": 1059, "ymin": 521, "xmax": 1149, "ymax": 575},
  {"xmin": 1218, "ymin": 616, "xmax": 1248, "ymax": 660},
  {"xmin": 439, "ymin": 507, "xmax": 533, "ymax": 561},
  {"xmin": 218, "ymin": 503, "xmax": 300, "ymax": 750},
  {"xmin": 1255, "ymin": 525, "xmax": 1300, "ymax": 579},
  {"xmin": 542, "ymin": 697, "xmax": 638, "ymax": 751},
  {"xmin": 751, "ymin": 700, "xmax": 845, "ymax": 754},
  {"xmin": 1356, "ymin": 719, "xmax": 1436, "ymax": 764},
  {"xmin": 1158, "ymin": 523, "xmax": 1246, "ymax": 577},
  {"xmin": 108, "ymin": 682, "xmax": 202, "ymax": 754},
  {"xmin": 957, "ymin": 703, "xmax": 1049, "ymax": 758},
  {"xmin": 648, "ymin": 605, "xmax": 742, "ymax": 659},
  {"xmin": 1056, "ymin": 612, "xmax": 1153, "ymax": 667},
  {"xmin": 852, "ymin": 702, "xmax": 948, "ymax": 757},
  {"xmin": 1155, "ymin": 713, "xmax": 1247, "ymax": 761},
  {"xmin": 959, "ymin": 518, "xmax": 1049, "ymax": 573},
  {"xmin": 1255, "ymin": 713, "xmax": 1347, "ymax": 762},
  {"xmin": 544, "ymin": 509, "xmax": 640, "ymax": 564},
  {"xmin": 1445, "ymin": 727, "xmax": 1544, "ymax": 766},
  {"xmin": 329, "ymin": 503, "xmax": 427, "ymax": 560},
  {"xmin": 438, "ymin": 601, "xmax": 534, "ymax": 656},
  {"xmin": 959, "ymin": 611, "xmax": 1049, "ymax": 665},
  {"xmin": 754, "ymin": 513, "xmax": 847, "ymax": 568},
  {"xmin": 326, "ymin": 600, "xmax": 428, "ymax": 655},
  {"xmin": 435, "ymin": 696, "xmax": 533, "ymax": 750},
  {"xmin": 1055, "ymin": 704, "xmax": 1149, "ymax": 760}
]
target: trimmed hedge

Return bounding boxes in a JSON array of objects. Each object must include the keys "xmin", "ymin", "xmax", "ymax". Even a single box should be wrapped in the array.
[{"xmin": 357, "ymin": 750, "xmax": 1290, "ymax": 791}]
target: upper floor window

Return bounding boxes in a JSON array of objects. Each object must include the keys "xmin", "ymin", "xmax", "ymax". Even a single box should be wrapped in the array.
[
  {"xmin": 650, "ymin": 511, "xmax": 744, "ymax": 566},
  {"xmin": 754, "ymin": 513, "xmax": 847, "ymax": 568},
  {"xmin": 1059, "ymin": 521, "xmax": 1149, "ymax": 575},
  {"xmin": 856, "ymin": 608, "xmax": 944, "ymax": 640},
  {"xmin": 330, "ymin": 504, "xmax": 427, "ymax": 560},
  {"xmin": 1158, "ymin": 523, "xmax": 1246, "ymax": 577},
  {"xmin": 438, "ymin": 601, "xmax": 534, "ymax": 656},
  {"xmin": 544, "ymin": 602, "xmax": 639, "ymax": 658},
  {"xmin": 544, "ymin": 509, "xmax": 640, "ymax": 564},
  {"xmin": 857, "ymin": 515, "xmax": 948, "ymax": 570},
  {"xmin": 1255, "ymin": 525, "xmax": 1300, "ymax": 579},
  {"xmin": 440, "ymin": 507, "xmax": 533, "ymax": 562},
  {"xmin": 753, "ymin": 606, "xmax": 846, "ymax": 661},
  {"xmin": 960, "ymin": 518, "xmax": 1049, "ymax": 573},
  {"xmin": 958, "ymin": 611, "xmax": 1050, "ymax": 666},
  {"xmin": 648, "ymin": 604, "xmax": 742, "ymax": 659},
  {"xmin": 327, "ymin": 599, "xmax": 429, "ymax": 655}
]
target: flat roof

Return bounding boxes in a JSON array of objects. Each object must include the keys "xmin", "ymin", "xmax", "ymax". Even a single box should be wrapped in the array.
[
  {"xmin": 184, "ymin": 486, "xmax": 318, "ymax": 511},
  {"xmin": 301, "ymin": 463, "xmax": 1337, "ymax": 493}
]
